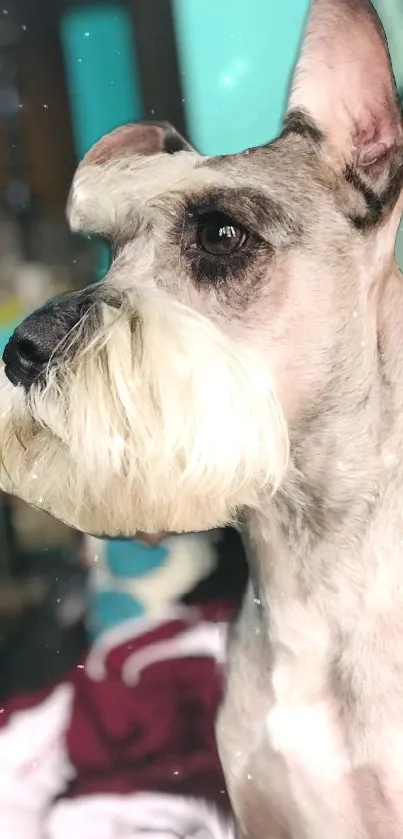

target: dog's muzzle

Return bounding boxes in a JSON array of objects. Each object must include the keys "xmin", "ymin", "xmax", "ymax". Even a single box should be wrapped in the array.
[{"xmin": 3, "ymin": 287, "xmax": 101, "ymax": 390}]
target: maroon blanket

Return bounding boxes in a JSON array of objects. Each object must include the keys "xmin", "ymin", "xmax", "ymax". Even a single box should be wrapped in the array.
[{"xmin": 0, "ymin": 601, "xmax": 235, "ymax": 839}]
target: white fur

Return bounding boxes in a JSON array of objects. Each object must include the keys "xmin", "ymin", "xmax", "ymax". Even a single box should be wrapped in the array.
[
  {"xmin": 68, "ymin": 151, "xmax": 221, "ymax": 238},
  {"xmin": 0, "ymin": 288, "xmax": 288, "ymax": 535}
]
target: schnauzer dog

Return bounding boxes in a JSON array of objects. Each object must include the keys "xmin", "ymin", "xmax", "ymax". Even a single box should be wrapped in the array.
[{"xmin": 1, "ymin": 0, "xmax": 403, "ymax": 835}]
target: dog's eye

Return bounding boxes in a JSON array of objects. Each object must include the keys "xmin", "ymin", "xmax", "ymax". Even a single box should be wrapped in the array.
[{"xmin": 195, "ymin": 212, "xmax": 247, "ymax": 255}]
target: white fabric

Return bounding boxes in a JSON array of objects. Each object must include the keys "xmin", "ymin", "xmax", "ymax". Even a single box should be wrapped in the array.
[
  {"xmin": 46, "ymin": 793, "xmax": 235, "ymax": 839},
  {"xmin": 0, "ymin": 685, "xmax": 74, "ymax": 839}
]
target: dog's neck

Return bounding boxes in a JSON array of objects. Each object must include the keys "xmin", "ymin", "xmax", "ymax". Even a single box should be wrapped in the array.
[{"xmin": 247, "ymin": 262, "xmax": 403, "ymax": 676}]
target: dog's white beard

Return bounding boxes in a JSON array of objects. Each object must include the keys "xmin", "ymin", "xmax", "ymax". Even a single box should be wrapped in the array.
[{"xmin": 0, "ymin": 292, "xmax": 289, "ymax": 536}]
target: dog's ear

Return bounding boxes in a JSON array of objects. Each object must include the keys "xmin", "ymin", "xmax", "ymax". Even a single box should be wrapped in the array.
[
  {"xmin": 83, "ymin": 121, "xmax": 194, "ymax": 165},
  {"xmin": 67, "ymin": 122, "xmax": 196, "ymax": 238},
  {"xmin": 286, "ymin": 0, "xmax": 403, "ymax": 197}
]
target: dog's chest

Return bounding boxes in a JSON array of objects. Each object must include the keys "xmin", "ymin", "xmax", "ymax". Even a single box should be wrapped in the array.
[
  {"xmin": 265, "ymin": 694, "xmax": 403, "ymax": 838},
  {"xmin": 228, "ymin": 676, "xmax": 403, "ymax": 839},
  {"xmin": 220, "ymin": 589, "xmax": 403, "ymax": 839},
  {"xmin": 261, "ymin": 699, "xmax": 362, "ymax": 838}
]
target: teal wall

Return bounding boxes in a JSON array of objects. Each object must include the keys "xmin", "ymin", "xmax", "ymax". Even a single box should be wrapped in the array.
[
  {"xmin": 375, "ymin": 0, "xmax": 403, "ymax": 267},
  {"xmin": 375, "ymin": 0, "xmax": 403, "ymax": 91},
  {"xmin": 60, "ymin": 4, "xmax": 144, "ymax": 277},
  {"xmin": 60, "ymin": 4, "xmax": 143, "ymax": 159},
  {"xmin": 172, "ymin": 0, "xmax": 309, "ymax": 156}
]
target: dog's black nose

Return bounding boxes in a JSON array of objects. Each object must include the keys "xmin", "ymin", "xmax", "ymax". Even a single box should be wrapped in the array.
[
  {"xmin": 2, "ymin": 288, "xmax": 98, "ymax": 391},
  {"xmin": 3, "ymin": 325, "xmax": 50, "ymax": 389}
]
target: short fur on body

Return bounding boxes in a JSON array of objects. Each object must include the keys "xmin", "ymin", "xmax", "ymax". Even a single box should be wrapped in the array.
[{"xmin": 2, "ymin": 1, "xmax": 403, "ymax": 835}]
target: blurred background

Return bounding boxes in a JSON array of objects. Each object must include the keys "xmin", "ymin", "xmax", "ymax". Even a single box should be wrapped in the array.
[
  {"xmin": 0, "ymin": 1, "xmax": 402, "ymax": 833},
  {"xmin": 0, "ymin": 0, "xmax": 319, "ymax": 696}
]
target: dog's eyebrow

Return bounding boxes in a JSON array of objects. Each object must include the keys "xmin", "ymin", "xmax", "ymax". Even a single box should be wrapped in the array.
[{"xmin": 184, "ymin": 188, "xmax": 301, "ymax": 242}]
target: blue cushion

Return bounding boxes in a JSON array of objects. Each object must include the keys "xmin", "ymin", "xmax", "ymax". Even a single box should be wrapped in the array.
[{"xmin": 106, "ymin": 539, "xmax": 169, "ymax": 578}]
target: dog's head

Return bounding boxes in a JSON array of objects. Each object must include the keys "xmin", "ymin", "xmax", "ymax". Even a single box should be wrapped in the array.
[{"xmin": 0, "ymin": 0, "xmax": 402, "ymax": 537}]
